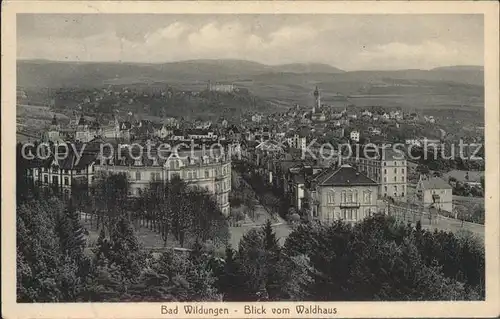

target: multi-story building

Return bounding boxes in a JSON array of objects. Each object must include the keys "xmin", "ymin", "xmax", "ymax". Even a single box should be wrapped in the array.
[
  {"xmin": 29, "ymin": 143, "xmax": 98, "ymax": 196},
  {"xmin": 345, "ymin": 147, "xmax": 407, "ymax": 200},
  {"xmin": 25, "ymin": 141, "xmax": 232, "ymax": 216},
  {"xmin": 94, "ymin": 145, "xmax": 232, "ymax": 216},
  {"xmin": 286, "ymin": 131, "xmax": 307, "ymax": 150},
  {"xmin": 207, "ymin": 81, "xmax": 234, "ymax": 93},
  {"xmin": 306, "ymin": 164, "xmax": 379, "ymax": 223},
  {"xmin": 416, "ymin": 175, "xmax": 453, "ymax": 213},
  {"xmin": 350, "ymin": 130, "xmax": 360, "ymax": 142}
]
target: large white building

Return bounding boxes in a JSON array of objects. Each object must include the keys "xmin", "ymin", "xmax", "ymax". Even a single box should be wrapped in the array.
[
  {"xmin": 416, "ymin": 175, "xmax": 453, "ymax": 213},
  {"xmin": 350, "ymin": 130, "xmax": 360, "ymax": 142},
  {"xmin": 306, "ymin": 164, "xmax": 379, "ymax": 223},
  {"xmin": 26, "ymin": 141, "xmax": 232, "ymax": 216},
  {"xmin": 345, "ymin": 147, "xmax": 407, "ymax": 200},
  {"xmin": 94, "ymin": 145, "xmax": 232, "ymax": 215}
]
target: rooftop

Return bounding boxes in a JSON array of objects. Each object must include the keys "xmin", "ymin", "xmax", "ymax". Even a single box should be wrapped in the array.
[
  {"xmin": 313, "ymin": 164, "xmax": 378, "ymax": 187},
  {"xmin": 419, "ymin": 176, "xmax": 452, "ymax": 190}
]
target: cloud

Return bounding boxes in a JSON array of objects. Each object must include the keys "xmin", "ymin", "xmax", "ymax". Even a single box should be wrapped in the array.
[
  {"xmin": 145, "ymin": 22, "xmax": 188, "ymax": 45},
  {"xmin": 17, "ymin": 15, "xmax": 483, "ymax": 70}
]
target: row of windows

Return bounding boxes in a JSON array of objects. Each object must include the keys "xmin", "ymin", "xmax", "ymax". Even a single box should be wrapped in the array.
[
  {"xmin": 382, "ymin": 161, "xmax": 406, "ymax": 166},
  {"xmin": 42, "ymin": 175, "xmax": 94, "ymax": 185},
  {"xmin": 326, "ymin": 190, "xmax": 373, "ymax": 204},
  {"xmin": 316, "ymin": 207, "xmax": 375, "ymax": 220},
  {"xmin": 384, "ymin": 176, "xmax": 406, "ymax": 182},
  {"xmin": 384, "ymin": 185, "xmax": 406, "ymax": 192},
  {"xmin": 384, "ymin": 192, "xmax": 406, "ymax": 198},
  {"xmin": 42, "ymin": 167, "xmax": 86, "ymax": 174},
  {"xmin": 134, "ymin": 167, "xmax": 230, "ymax": 181},
  {"xmin": 383, "ymin": 168, "xmax": 405, "ymax": 174},
  {"xmin": 215, "ymin": 180, "xmax": 230, "ymax": 192}
]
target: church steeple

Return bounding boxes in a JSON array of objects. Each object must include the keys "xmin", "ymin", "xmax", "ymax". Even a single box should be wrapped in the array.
[{"xmin": 313, "ymin": 86, "xmax": 321, "ymax": 113}]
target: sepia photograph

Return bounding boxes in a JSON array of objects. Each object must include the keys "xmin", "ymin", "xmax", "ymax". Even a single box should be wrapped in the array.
[{"xmin": 2, "ymin": 1, "xmax": 499, "ymax": 318}]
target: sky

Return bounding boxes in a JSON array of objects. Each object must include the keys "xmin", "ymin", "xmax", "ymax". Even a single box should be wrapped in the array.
[{"xmin": 17, "ymin": 14, "xmax": 484, "ymax": 71}]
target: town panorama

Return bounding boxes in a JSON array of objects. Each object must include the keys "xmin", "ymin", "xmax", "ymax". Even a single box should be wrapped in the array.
[{"xmin": 15, "ymin": 13, "xmax": 485, "ymax": 303}]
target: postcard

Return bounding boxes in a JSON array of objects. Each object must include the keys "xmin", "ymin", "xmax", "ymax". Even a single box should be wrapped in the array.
[{"xmin": 2, "ymin": 1, "xmax": 499, "ymax": 318}]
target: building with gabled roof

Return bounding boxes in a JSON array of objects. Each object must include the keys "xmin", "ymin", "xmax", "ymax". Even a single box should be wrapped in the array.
[
  {"xmin": 305, "ymin": 164, "xmax": 379, "ymax": 223},
  {"xmin": 416, "ymin": 175, "xmax": 452, "ymax": 213}
]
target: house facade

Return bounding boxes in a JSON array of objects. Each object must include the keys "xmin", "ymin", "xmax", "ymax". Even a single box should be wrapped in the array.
[
  {"xmin": 94, "ymin": 146, "xmax": 232, "ymax": 216},
  {"xmin": 416, "ymin": 175, "xmax": 453, "ymax": 213},
  {"xmin": 306, "ymin": 164, "xmax": 379, "ymax": 223},
  {"xmin": 345, "ymin": 147, "xmax": 407, "ymax": 200}
]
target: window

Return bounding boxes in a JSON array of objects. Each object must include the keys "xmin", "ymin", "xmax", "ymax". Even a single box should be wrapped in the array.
[
  {"xmin": 342, "ymin": 191, "xmax": 347, "ymax": 203},
  {"xmin": 394, "ymin": 185, "xmax": 398, "ymax": 192},
  {"xmin": 170, "ymin": 161, "xmax": 175, "ymax": 169},
  {"xmin": 384, "ymin": 169, "xmax": 387, "ymax": 174},
  {"xmin": 205, "ymin": 170, "xmax": 210, "ymax": 178},
  {"xmin": 401, "ymin": 176, "xmax": 405, "ymax": 181},
  {"xmin": 327, "ymin": 191, "xmax": 335, "ymax": 204},
  {"xmin": 364, "ymin": 191, "xmax": 371, "ymax": 203},
  {"xmin": 394, "ymin": 161, "xmax": 396, "ymax": 166},
  {"xmin": 365, "ymin": 208, "xmax": 371, "ymax": 217},
  {"xmin": 383, "ymin": 162, "xmax": 386, "ymax": 166},
  {"xmin": 347, "ymin": 192, "xmax": 353, "ymax": 203},
  {"xmin": 384, "ymin": 177, "xmax": 387, "ymax": 182},
  {"xmin": 64, "ymin": 177, "xmax": 69, "ymax": 185},
  {"xmin": 401, "ymin": 168, "xmax": 405, "ymax": 174},
  {"xmin": 401, "ymin": 192, "xmax": 405, "ymax": 197},
  {"xmin": 156, "ymin": 173, "xmax": 161, "ymax": 180},
  {"xmin": 384, "ymin": 186, "xmax": 388, "ymax": 192},
  {"xmin": 394, "ymin": 168, "xmax": 397, "ymax": 174},
  {"xmin": 76, "ymin": 169, "xmax": 81, "ymax": 174},
  {"xmin": 135, "ymin": 171, "xmax": 141, "ymax": 181},
  {"xmin": 193, "ymin": 171, "xmax": 197, "ymax": 179},
  {"xmin": 44, "ymin": 175, "xmax": 49, "ymax": 184},
  {"xmin": 393, "ymin": 176, "xmax": 397, "ymax": 181}
]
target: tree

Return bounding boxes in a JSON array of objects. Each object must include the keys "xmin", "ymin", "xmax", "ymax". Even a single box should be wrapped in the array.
[
  {"xmin": 55, "ymin": 206, "xmax": 86, "ymax": 261},
  {"xmin": 237, "ymin": 229, "xmax": 267, "ymax": 300},
  {"xmin": 107, "ymin": 217, "xmax": 145, "ymax": 280},
  {"xmin": 90, "ymin": 172, "xmax": 130, "ymax": 229},
  {"xmin": 262, "ymin": 220, "xmax": 281, "ymax": 299},
  {"xmin": 17, "ymin": 197, "xmax": 82, "ymax": 302},
  {"xmin": 219, "ymin": 246, "xmax": 247, "ymax": 300}
]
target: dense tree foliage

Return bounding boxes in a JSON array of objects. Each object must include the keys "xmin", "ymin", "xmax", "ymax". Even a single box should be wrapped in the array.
[
  {"xmin": 283, "ymin": 215, "xmax": 484, "ymax": 300},
  {"xmin": 17, "ymin": 172, "xmax": 484, "ymax": 302}
]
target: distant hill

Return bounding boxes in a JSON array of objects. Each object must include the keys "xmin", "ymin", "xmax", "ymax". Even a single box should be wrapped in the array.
[
  {"xmin": 17, "ymin": 59, "xmax": 483, "ymax": 89},
  {"xmin": 270, "ymin": 63, "xmax": 345, "ymax": 74},
  {"xmin": 17, "ymin": 59, "xmax": 345, "ymax": 88},
  {"xmin": 431, "ymin": 65, "xmax": 483, "ymax": 72},
  {"xmin": 17, "ymin": 59, "xmax": 484, "ymax": 112}
]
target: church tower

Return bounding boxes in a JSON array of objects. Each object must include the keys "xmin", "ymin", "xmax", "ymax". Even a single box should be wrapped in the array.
[
  {"xmin": 48, "ymin": 114, "xmax": 61, "ymax": 142},
  {"xmin": 313, "ymin": 86, "xmax": 321, "ymax": 113}
]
